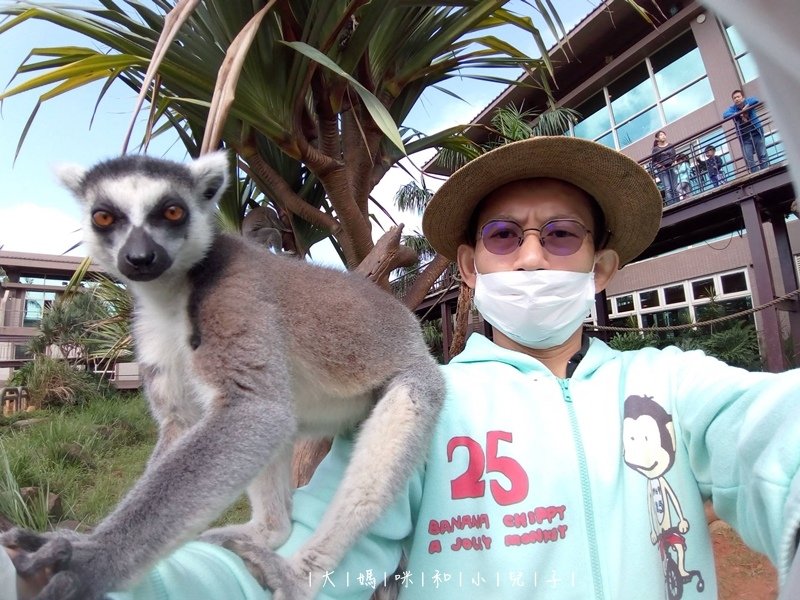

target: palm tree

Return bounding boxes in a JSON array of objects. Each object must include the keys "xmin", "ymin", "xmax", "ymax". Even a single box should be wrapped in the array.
[
  {"xmin": 0, "ymin": 0, "xmax": 571, "ymax": 307},
  {"xmin": 27, "ymin": 290, "xmax": 108, "ymax": 365}
]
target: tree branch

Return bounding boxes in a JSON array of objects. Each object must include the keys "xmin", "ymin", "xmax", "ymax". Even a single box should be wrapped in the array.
[
  {"xmin": 236, "ymin": 146, "xmax": 339, "ymax": 234},
  {"xmin": 402, "ymin": 253, "xmax": 451, "ymax": 310}
]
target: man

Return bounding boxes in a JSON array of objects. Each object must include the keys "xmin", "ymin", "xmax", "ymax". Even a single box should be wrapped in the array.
[
  {"xmin": 6, "ymin": 138, "xmax": 800, "ymax": 599},
  {"xmin": 723, "ymin": 90, "xmax": 769, "ymax": 173}
]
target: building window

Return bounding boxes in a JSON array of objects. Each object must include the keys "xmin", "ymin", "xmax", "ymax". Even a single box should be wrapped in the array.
[
  {"xmin": 14, "ymin": 345, "xmax": 31, "ymax": 360},
  {"xmin": 720, "ymin": 271, "xmax": 748, "ymax": 294},
  {"xmin": 639, "ymin": 289, "xmax": 660, "ymax": 309},
  {"xmin": 724, "ymin": 25, "xmax": 758, "ymax": 84},
  {"xmin": 573, "ymin": 93, "xmax": 612, "ymax": 144},
  {"xmin": 691, "ymin": 278, "xmax": 715, "ymax": 300},
  {"xmin": 571, "ymin": 31, "xmax": 713, "ymax": 149},
  {"xmin": 22, "ymin": 291, "xmax": 56, "ymax": 327},
  {"xmin": 616, "ymin": 294, "xmax": 634, "ymax": 312},
  {"xmin": 663, "ymin": 284, "xmax": 686, "ymax": 304}
]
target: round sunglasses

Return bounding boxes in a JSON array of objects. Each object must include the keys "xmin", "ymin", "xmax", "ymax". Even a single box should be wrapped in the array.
[{"xmin": 479, "ymin": 218, "xmax": 592, "ymax": 256}]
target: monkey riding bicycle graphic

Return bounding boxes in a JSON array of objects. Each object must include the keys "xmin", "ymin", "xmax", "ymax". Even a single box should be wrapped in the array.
[{"xmin": 658, "ymin": 527, "xmax": 705, "ymax": 599}]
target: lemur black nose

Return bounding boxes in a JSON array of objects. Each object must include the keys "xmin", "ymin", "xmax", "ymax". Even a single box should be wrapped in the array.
[{"xmin": 125, "ymin": 251, "xmax": 157, "ymax": 268}]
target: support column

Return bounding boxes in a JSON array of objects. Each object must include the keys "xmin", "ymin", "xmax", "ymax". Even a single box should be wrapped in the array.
[
  {"xmin": 594, "ymin": 289, "xmax": 610, "ymax": 341},
  {"xmin": 740, "ymin": 197, "xmax": 785, "ymax": 371},
  {"xmin": 440, "ymin": 301, "xmax": 453, "ymax": 364},
  {"xmin": 769, "ymin": 212, "xmax": 800, "ymax": 365}
]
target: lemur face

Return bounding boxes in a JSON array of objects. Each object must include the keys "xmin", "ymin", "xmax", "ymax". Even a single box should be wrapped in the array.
[{"xmin": 57, "ymin": 153, "xmax": 229, "ymax": 283}]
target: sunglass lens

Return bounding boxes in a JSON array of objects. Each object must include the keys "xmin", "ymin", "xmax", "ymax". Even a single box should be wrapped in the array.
[
  {"xmin": 481, "ymin": 220, "xmax": 522, "ymax": 255},
  {"xmin": 541, "ymin": 220, "xmax": 586, "ymax": 256}
]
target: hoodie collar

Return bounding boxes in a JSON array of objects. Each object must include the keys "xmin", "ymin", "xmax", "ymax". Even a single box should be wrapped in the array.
[{"xmin": 451, "ymin": 333, "xmax": 613, "ymax": 379}]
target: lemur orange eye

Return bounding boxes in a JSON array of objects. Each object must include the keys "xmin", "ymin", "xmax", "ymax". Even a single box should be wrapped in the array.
[
  {"xmin": 164, "ymin": 205, "xmax": 185, "ymax": 222},
  {"xmin": 92, "ymin": 210, "xmax": 115, "ymax": 228}
]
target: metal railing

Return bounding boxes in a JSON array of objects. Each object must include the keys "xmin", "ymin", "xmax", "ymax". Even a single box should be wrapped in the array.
[{"xmin": 640, "ymin": 104, "xmax": 784, "ymax": 207}]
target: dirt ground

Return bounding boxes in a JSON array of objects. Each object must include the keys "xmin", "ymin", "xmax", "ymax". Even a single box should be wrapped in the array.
[{"xmin": 711, "ymin": 519, "xmax": 778, "ymax": 600}]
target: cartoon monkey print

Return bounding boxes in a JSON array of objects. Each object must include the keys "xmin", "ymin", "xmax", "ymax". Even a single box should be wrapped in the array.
[{"xmin": 623, "ymin": 395, "xmax": 704, "ymax": 599}]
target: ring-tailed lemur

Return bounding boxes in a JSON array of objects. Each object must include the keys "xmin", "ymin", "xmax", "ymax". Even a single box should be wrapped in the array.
[{"xmin": 1, "ymin": 151, "xmax": 444, "ymax": 600}]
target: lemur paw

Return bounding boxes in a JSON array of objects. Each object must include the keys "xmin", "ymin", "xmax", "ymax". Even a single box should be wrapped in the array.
[
  {"xmin": 3, "ymin": 529, "xmax": 111, "ymax": 600},
  {"xmin": 219, "ymin": 539, "xmax": 312, "ymax": 600},
  {"xmin": 199, "ymin": 522, "xmax": 289, "ymax": 552}
]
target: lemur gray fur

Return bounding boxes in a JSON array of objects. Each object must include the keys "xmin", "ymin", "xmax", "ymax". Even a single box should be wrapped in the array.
[{"xmin": 1, "ymin": 151, "xmax": 444, "ymax": 600}]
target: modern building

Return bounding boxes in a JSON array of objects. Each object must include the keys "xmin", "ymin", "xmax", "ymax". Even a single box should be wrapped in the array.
[
  {"xmin": 0, "ymin": 250, "xmax": 140, "ymax": 388},
  {"xmin": 409, "ymin": 0, "xmax": 797, "ymax": 369}
]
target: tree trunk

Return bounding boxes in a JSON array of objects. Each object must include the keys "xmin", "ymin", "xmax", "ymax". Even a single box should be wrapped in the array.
[{"xmin": 402, "ymin": 253, "xmax": 452, "ymax": 310}]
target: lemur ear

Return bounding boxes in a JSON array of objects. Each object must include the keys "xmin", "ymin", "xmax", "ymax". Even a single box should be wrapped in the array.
[
  {"xmin": 189, "ymin": 151, "xmax": 230, "ymax": 204},
  {"xmin": 54, "ymin": 163, "xmax": 88, "ymax": 199}
]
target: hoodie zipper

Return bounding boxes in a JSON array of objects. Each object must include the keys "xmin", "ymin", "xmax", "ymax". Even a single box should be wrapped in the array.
[{"xmin": 558, "ymin": 377, "xmax": 605, "ymax": 600}]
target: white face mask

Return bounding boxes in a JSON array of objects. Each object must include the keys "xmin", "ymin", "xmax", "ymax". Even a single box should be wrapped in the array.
[{"xmin": 473, "ymin": 269, "xmax": 596, "ymax": 349}]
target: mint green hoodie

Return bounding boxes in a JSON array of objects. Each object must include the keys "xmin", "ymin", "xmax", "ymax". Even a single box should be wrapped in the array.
[{"xmin": 113, "ymin": 334, "xmax": 800, "ymax": 599}]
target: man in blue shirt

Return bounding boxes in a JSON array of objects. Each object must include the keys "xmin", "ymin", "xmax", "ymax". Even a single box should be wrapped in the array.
[{"xmin": 722, "ymin": 89, "xmax": 769, "ymax": 173}]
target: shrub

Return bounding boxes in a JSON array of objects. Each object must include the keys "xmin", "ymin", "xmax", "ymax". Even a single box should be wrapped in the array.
[
  {"xmin": 608, "ymin": 330, "xmax": 660, "ymax": 352},
  {"xmin": 9, "ymin": 356, "xmax": 109, "ymax": 408}
]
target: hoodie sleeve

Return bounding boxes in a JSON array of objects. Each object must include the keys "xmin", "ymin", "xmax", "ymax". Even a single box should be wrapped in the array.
[
  {"xmin": 275, "ymin": 434, "xmax": 424, "ymax": 599},
  {"xmin": 666, "ymin": 347, "xmax": 800, "ymax": 582},
  {"xmin": 107, "ymin": 435, "xmax": 422, "ymax": 600}
]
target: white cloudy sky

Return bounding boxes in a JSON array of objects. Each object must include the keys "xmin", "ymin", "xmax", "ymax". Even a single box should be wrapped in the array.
[{"xmin": 0, "ymin": 1, "xmax": 599, "ymax": 265}]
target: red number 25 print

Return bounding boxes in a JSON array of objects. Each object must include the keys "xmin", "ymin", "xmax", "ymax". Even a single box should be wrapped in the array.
[{"xmin": 447, "ymin": 431, "xmax": 529, "ymax": 505}]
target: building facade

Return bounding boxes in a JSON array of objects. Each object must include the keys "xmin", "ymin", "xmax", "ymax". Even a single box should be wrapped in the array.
[{"xmin": 0, "ymin": 251, "xmax": 140, "ymax": 388}]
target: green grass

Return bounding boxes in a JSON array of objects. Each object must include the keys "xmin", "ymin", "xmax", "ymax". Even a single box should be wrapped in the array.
[
  {"xmin": 0, "ymin": 392, "xmax": 156, "ymax": 530},
  {"xmin": 0, "ymin": 392, "xmax": 252, "ymax": 531}
]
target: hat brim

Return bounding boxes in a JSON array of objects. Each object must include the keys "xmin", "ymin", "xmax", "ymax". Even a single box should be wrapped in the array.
[{"xmin": 421, "ymin": 136, "xmax": 663, "ymax": 266}]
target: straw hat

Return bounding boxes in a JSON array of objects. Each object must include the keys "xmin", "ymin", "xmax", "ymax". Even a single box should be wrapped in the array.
[{"xmin": 422, "ymin": 136, "xmax": 663, "ymax": 266}]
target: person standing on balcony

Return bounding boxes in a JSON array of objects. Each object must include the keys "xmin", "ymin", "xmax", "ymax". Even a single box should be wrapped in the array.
[
  {"xmin": 703, "ymin": 145, "xmax": 726, "ymax": 188},
  {"xmin": 651, "ymin": 130, "xmax": 677, "ymax": 205},
  {"xmin": 674, "ymin": 153, "xmax": 692, "ymax": 200},
  {"xmin": 723, "ymin": 90, "xmax": 769, "ymax": 173}
]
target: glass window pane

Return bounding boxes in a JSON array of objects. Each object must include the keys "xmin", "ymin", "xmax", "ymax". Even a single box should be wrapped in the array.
[
  {"xmin": 737, "ymin": 54, "xmax": 759, "ymax": 83},
  {"xmin": 610, "ymin": 316, "xmax": 639, "ymax": 329},
  {"xmin": 655, "ymin": 48, "xmax": 707, "ymax": 98},
  {"xmin": 641, "ymin": 307, "xmax": 690, "ymax": 328},
  {"xmin": 721, "ymin": 271, "xmax": 748, "ymax": 294},
  {"xmin": 725, "ymin": 25, "xmax": 747, "ymax": 56},
  {"xmin": 616, "ymin": 106, "xmax": 662, "ymax": 148},
  {"xmin": 639, "ymin": 289, "xmax": 660, "ymax": 309},
  {"xmin": 651, "ymin": 32, "xmax": 705, "ymax": 96},
  {"xmin": 574, "ymin": 93, "xmax": 611, "ymax": 140},
  {"xmin": 692, "ymin": 278, "xmax": 715, "ymax": 300},
  {"xmin": 595, "ymin": 131, "xmax": 617, "ymax": 149},
  {"xmin": 696, "ymin": 297, "xmax": 753, "ymax": 324},
  {"xmin": 606, "ymin": 298, "xmax": 613, "ymax": 314},
  {"xmin": 609, "ymin": 64, "xmax": 656, "ymax": 124},
  {"xmin": 616, "ymin": 294, "xmax": 634, "ymax": 312},
  {"xmin": 14, "ymin": 345, "xmax": 31, "ymax": 360},
  {"xmin": 23, "ymin": 300, "xmax": 43, "ymax": 327},
  {"xmin": 765, "ymin": 130, "xmax": 784, "ymax": 162},
  {"xmin": 664, "ymin": 284, "xmax": 686, "ymax": 304},
  {"xmin": 662, "ymin": 78, "xmax": 714, "ymax": 123}
]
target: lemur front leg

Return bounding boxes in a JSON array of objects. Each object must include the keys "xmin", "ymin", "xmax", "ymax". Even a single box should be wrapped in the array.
[
  {"xmin": 263, "ymin": 364, "xmax": 445, "ymax": 600},
  {"xmin": 140, "ymin": 362, "xmax": 189, "ymax": 466},
  {"xmin": 2, "ymin": 386, "xmax": 296, "ymax": 600},
  {"xmin": 199, "ymin": 444, "xmax": 294, "ymax": 586}
]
